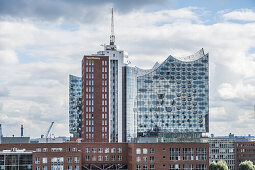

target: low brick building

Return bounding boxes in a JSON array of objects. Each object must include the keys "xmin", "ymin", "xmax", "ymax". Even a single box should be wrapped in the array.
[
  {"xmin": 0, "ymin": 142, "xmax": 209, "ymax": 170},
  {"xmin": 235, "ymin": 141, "xmax": 255, "ymax": 169}
]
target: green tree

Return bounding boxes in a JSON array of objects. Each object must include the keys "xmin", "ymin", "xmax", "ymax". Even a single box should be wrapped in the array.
[
  {"xmin": 209, "ymin": 161, "xmax": 228, "ymax": 170},
  {"xmin": 239, "ymin": 161, "xmax": 255, "ymax": 170}
]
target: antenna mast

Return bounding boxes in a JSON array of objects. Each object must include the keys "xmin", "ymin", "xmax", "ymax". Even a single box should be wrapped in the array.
[{"xmin": 110, "ymin": 8, "xmax": 115, "ymax": 45}]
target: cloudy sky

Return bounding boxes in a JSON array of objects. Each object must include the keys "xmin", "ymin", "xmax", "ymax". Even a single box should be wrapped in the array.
[{"xmin": 0, "ymin": 0, "xmax": 255, "ymax": 138}]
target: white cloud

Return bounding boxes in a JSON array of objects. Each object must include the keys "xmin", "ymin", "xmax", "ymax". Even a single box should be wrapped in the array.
[
  {"xmin": 218, "ymin": 82, "xmax": 255, "ymax": 100},
  {"xmin": 223, "ymin": 9, "xmax": 255, "ymax": 22}
]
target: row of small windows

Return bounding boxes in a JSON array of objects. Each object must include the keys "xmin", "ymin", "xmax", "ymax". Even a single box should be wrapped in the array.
[
  {"xmin": 86, "ymin": 60, "xmax": 94, "ymax": 66},
  {"xmin": 102, "ymin": 67, "xmax": 108, "ymax": 72},
  {"xmin": 86, "ymin": 87, "xmax": 94, "ymax": 92},
  {"xmin": 102, "ymin": 100, "xmax": 107, "ymax": 105},
  {"xmin": 102, "ymin": 113, "xmax": 107, "ymax": 119},
  {"xmin": 102, "ymin": 107, "xmax": 108, "ymax": 112},
  {"xmin": 85, "ymin": 155, "xmax": 122, "ymax": 161},
  {"xmin": 85, "ymin": 80, "xmax": 94, "ymax": 85},
  {"xmin": 86, "ymin": 127, "xmax": 94, "ymax": 132},
  {"xmin": 102, "ymin": 87, "xmax": 107, "ymax": 92},
  {"xmin": 85, "ymin": 133, "xmax": 94, "ymax": 139},
  {"xmin": 136, "ymin": 156, "xmax": 154, "ymax": 163},
  {"xmin": 102, "ymin": 126, "xmax": 108, "ymax": 132},
  {"xmin": 85, "ymin": 120, "xmax": 94, "ymax": 125},
  {"xmin": 102, "ymin": 93, "xmax": 107, "ymax": 99},
  {"xmin": 85, "ymin": 67, "xmax": 94, "ymax": 72},
  {"xmin": 35, "ymin": 157, "xmax": 79, "ymax": 164},
  {"xmin": 36, "ymin": 148, "xmax": 68, "ymax": 152},
  {"xmin": 85, "ymin": 113, "xmax": 94, "ymax": 119},
  {"xmin": 136, "ymin": 164, "xmax": 207, "ymax": 170},
  {"xmin": 85, "ymin": 93, "xmax": 94, "ymax": 99},
  {"xmin": 237, "ymin": 143, "xmax": 255, "ymax": 147},
  {"xmin": 136, "ymin": 148, "xmax": 154, "ymax": 154},
  {"xmin": 102, "ymin": 74, "xmax": 107, "ymax": 79},
  {"xmin": 85, "ymin": 73, "xmax": 94, "ymax": 79},
  {"xmin": 85, "ymin": 147, "xmax": 122, "ymax": 153},
  {"xmin": 102, "ymin": 80, "xmax": 108, "ymax": 86},
  {"xmin": 85, "ymin": 100, "xmax": 94, "ymax": 105},
  {"xmin": 37, "ymin": 166, "xmax": 79, "ymax": 170},
  {"xmin": 102, "ymin": 60, "xmax": 108, "ymax": 66},
  {"xmin": 136, "ymin": 165, "xmax": 154, "ymax": 170},
  {"xmin": 102, "ymin": 133, "xmax": 108, "ymax": 139},
  {"xmin": 102, "ymin": 120, "xmax": 108, "ymax": 125},
  {"xmin": 85, "ymin": 107, "xmax": 94, "ymax": 112}
]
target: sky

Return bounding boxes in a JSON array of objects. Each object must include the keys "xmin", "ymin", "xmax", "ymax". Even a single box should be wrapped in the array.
[{"xmin": 0, "ymin": 0, "xmax": 255, "ymax": 138}]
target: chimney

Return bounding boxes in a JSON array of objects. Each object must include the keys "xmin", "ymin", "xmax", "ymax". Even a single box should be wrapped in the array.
[{"xmin": 21, "ymin": 125, "xmax": 24, "ymax": 137}]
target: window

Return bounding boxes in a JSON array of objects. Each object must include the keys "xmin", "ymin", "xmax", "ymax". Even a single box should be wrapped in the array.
[
  {"xmin": 42, "ymin": 157, "xmax": 47, "ymax": 164},
  {"xmin": 36, "ymin": 166, "xmax": 40, "ymax": 170},
  {"xmin": 36, "ymin": 148, "xmax": 41, "ymax": 152},
  {"xmin": 143, "ymin": 165, "xmax": 148, "ymax": 170},
  {"xmin": 68, "ymin": 166, "xmax": 72, "ymax": 170},
  {"xmin": 74, "ymin": 157, "xmax": 79, "ymax": 163},
  {"xmin": 111, "ymin": 148, "xmax": 116, "ymax": 153},
  {"xmin": 150, "ymin": 156, "xmax": 154, "ymax": 162},
  {"xmin": 149, "ymin": 165, "xmax": 154, "ymax": 170},
  {"xmin": 143, "ymin": 148, "xmax": 148, "ymax": 154},
  {"xmin": 183, "ymin": 148, "xmax": 193, "ymax": 160},
  {"xmin": 73, "ymin": 148, "xmax": 77, "ymax": 152},
  {"xmin": 105, "ymin": 148, "xmax": 109, "ymax": 153},
  {"xmin": 150, "ymin": 148, "xmax": 154, "ymax": 154},
  {"xmin": 42, "ymin": 166, "xmax": 47, "ymax": 170},
  {"xmin": 85, "ymin": 155, "xmax": 89, "ymax": 161},
  {"xmin": 143, "ymin": 156, "xmax": 148, "ymax": 162},
  {"xmin": 35, "ymin": 157, "xmax": 40, "ymax": 164},
  {"xmin": 196, "ymin": 164, "xmax": 207, "ymax": 170},
  {"xmin": 67, "ymin": 157, "xmax": 72, "ymax": 163},
  {"xmin": 170, "ymin": 148, "xmax": 180, "ymax": 160},
  {"xmin": 75, "ymin": 166, "xmax": 79, "ymax": 170},
  {"xmin": 183, "ymin": 164, "xmax": 194, "ymax": 170},
  {"xmin": 196, "ymin": 148, "xmax": 206, "ymax": 160},
  {"xmin": 105, "ymin": 155, "xmax": 109, "ymax": 161},
  {"xmin": 98, "ymin": 156, "xmax": 103, "ymax": 161},
  {"xmin": 43, "ymin": 148, "xmax": 48, "ymax": 152},
  {"xmin": 98, "ymin": 148, "xmax": 103, "ymax": 153},
  {"xmin": 136, "ymin": 148, "xmax": 141, "ymax": 154},
  {"xmin": 92, "ymin": 156, "xmax": 96, "ymax": 161},
  {"xmin": 170, "ymin": 164, "xmax": 180, "ymax": 170},
  {"xmin": 117, "ymin": 147, "xmax": 122, "ymax": 153},
  {"xmin": 136, "ymin": 156, "xmax": 141, "ymax": 162},
  {"xmin": 117, "ymin": 155, "xmax": 122, "ymax": 161},
  {"xmin": 111, "ymin": 155, "xmax": 116, "ymax": 161},
  {"xmin": 85, "ymin": 148, "xmax": 90, "ymax": 153},
  {"xmin": 51, "ymin": 148, "xmax": 62, "ymax": 152},
  {"xmin": 136, "ymin": 165, "xmax": 141, "ymax": 170}
]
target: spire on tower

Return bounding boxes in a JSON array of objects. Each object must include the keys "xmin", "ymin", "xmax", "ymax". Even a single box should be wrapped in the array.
[{"xmin": 110, "ymin": 8, "xmax": 115, "ymax": 45}]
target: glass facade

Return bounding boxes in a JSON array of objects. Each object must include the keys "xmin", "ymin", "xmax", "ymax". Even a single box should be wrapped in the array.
[
  {"xmin": 125, "ymin": 49, "xmax": 209, "ymax": 139},
  {"xmin": 69, "ymin": 75, "xmax": 82, "ymax": 137},
  {"xmin": 124, "ymin": 67, "xmax": 138, "ymax": 142}
]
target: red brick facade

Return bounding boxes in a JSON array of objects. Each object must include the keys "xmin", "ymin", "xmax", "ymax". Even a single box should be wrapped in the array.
[
  {"xmin": 82, "ymin": 56, "xmax": 109, "ymax": 142},
  {"xmin": 0, "ymin": 142, "xmax": 209, "ymax": 170},
  {"xmin": 235, "ymin": 142, "xmax": 255, "ymax": 169}
]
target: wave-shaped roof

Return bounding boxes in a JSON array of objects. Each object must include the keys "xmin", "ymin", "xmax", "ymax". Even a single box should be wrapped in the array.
[{"xmin": 136, "ymin": 48, "xmax": 207, "ymax": 77}]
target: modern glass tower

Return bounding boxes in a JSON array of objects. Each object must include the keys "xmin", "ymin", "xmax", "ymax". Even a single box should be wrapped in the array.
[
  {"xmin": 69, "ymin": 75, "xmax": 82, "ymax": 138},
  {"xmin": 124, "ymin": 49, "xmax": 209, "ymax": 142}
]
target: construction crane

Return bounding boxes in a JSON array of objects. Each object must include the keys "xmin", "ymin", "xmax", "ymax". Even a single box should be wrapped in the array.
[{"xmin": 45, "ymin": 122, "xmax": 54, "ymax": 143}]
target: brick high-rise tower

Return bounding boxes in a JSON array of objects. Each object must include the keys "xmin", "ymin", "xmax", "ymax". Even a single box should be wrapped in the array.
[{"xmin": 82, "ymin": 56, "xmax": 109, "ymax": 142}]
